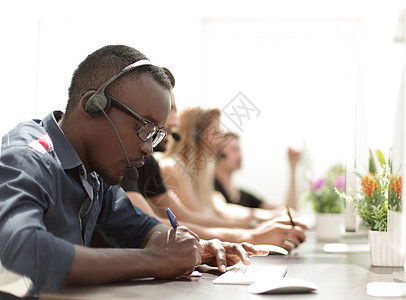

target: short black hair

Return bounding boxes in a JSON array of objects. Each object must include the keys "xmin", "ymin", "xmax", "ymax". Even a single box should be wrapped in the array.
[
  {"xmin": 65, "ymin": 45, "xmax": 171, "ymax": 115},
  {"xmin": 162, "ymin": 67, "xmax": 175, "ymax": 88}
]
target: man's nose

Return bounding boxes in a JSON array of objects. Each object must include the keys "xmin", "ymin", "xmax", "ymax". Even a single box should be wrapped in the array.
[{"xmin": 140, "ymin": 139, "xmax": 153, "ymax": 157}]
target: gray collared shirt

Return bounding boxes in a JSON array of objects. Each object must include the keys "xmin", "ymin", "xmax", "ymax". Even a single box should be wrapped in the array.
[{"xmin": 0, "ymin": 111, "xmax": 160, "ymax": 295}]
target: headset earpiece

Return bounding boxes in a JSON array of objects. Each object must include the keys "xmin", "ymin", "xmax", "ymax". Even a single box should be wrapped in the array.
[
  {"xmin": 83, "ymin": 90, "xmax": 111, "ymax": 116},
  {"xmin": 82, "ymin": 59, "xmax": 152, "ymax": 116}
]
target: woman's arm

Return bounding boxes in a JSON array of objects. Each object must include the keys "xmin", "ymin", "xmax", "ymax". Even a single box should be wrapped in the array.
[
  {"xmin": 126, "ymin": 191, "xmax": 307, "ymax": 251},
  {"xmin": 148, "ymin": 189, "xmax": 252, "ymax": 228},
  {"xmin": 160, "ymin": 162, "xmax": 203, "ymax": 212}
]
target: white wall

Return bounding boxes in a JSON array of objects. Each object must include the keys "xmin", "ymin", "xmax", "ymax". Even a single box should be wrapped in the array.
[{"xmin": 0, "ymin": 0, "xmax": 404, "ymax": 209}]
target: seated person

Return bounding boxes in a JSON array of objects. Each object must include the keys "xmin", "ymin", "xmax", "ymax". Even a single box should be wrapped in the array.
[
  {"xmin": 215, "ymin": 132, "xmax": 301, "ymax": 210},
  {"xmin": 159, "ymin": 106, "xmax": 295, "ymax": 222},
  {"xmin": 122, "ymin": 155, "xmax": 307, "ymax": 250},
  {"xmin": 119, "ymin": 67, "xmax": 307, "ymax": 250},
  {"xmin": 0, "ymin": 45, "xmax": 266, "ymax": 297}
]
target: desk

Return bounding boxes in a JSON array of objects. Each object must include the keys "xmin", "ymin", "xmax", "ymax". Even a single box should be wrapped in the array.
[{"xmin": 40, "ymin": 233, "xmax": 406, "ymax": 300}]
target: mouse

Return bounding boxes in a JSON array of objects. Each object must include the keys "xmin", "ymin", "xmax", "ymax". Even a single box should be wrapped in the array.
[
  {"xmin": 248, "ymin": 277, "xmax": 319, "ymax": 294},
  {"xmin": 254, "ymin": 244, "xmax": 289, "ymax": 256}
]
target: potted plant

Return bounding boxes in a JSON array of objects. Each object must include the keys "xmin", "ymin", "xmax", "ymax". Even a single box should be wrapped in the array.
[
  {"xmin": 338, "ymin": 150, "xmax": 403, "ymax": 267},
  {"xmin": 304, "ymin": 163, "xmax": 346, "ymax": 241}
]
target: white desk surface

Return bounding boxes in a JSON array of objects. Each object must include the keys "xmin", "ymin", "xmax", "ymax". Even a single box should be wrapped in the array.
[{"xmin": 39, "ymin": 232, "xmax": 406, "ymax": 300}]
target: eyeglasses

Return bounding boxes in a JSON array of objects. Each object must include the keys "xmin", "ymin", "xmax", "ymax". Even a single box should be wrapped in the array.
[{"xmin": 105, "ymin": 93, "xmax": 167, "ymax": 148}]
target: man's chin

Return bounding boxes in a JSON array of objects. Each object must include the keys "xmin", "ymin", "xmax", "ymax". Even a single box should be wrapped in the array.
[
  {"xmin": 104, "ymin": 176, "xmax": 122, "ymax": 186},
  {"xmin": 98, "ymin": 168, "xmax": 123, "ymax": 186}
]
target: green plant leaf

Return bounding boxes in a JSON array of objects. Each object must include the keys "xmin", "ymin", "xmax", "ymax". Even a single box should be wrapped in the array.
[
  {"xmin": 340, "ymin": 161, "xmax": 401, "ymax": 231},
  {"xmin": 369, "ymin": 149, "xmax": 377, "ymax": 174},
  {"xmin": 376, "ymin": 150, "xmax": 386, "ymax": 167},
  {"xmin": 305, "ymin": 164, "xmax": 345, "ymax": 213}
]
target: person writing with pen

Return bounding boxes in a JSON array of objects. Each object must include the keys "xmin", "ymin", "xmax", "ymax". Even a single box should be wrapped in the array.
[
  {"xmin": 118, "ymin": 68, "xmax": 307, "ymax": 253},
  {"xmin": 0, "ymin": 45, "xmax": 268, "ymax": 298}
]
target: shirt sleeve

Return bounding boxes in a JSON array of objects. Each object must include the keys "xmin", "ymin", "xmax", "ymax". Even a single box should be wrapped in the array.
[
  {"xmin": 239, "ymin": 189, "xmax": 263, "ymax": 208},
  {"xmin": 0, "ymin": 147, "xmax": 75, "ymax": 295},
  {"xmin": 95, "ymin": 185, "xmax": 161, "ymax": 248}
]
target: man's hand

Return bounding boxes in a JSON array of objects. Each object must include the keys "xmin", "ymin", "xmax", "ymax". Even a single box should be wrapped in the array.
[
  {"xmin": 143, "ymin": 226, "xmax": 203, "ymax": 278},
  {"xmin": 251, "ymin": 217, "xmax": 309, "ymax": 251},
  {"xmin": 200, "ymin": 239, "xmax": 269, "ymax": 272}
]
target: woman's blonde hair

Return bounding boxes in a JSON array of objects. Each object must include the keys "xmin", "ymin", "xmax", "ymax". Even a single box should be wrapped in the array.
[{"xmin": 165, "ymin": 107, "xmax": 221, "ymax": 214}]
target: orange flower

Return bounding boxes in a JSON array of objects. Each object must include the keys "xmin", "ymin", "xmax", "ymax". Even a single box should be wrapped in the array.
[
  {"xmin": 360, "ymin": 174, "xmax": 378, "ymax": 197},
  {"xmin": 391, "ymin": 175, "xmax": 402, "ymax": 198}
]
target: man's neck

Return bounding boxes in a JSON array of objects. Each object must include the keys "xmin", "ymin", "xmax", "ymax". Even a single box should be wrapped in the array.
[{"xmin": 58, "ymin": 113, "xmax": 91, "ymax": 173}]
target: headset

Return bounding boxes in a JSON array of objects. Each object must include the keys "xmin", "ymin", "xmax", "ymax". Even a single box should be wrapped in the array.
[
  {"xmin": 82, "ymin": 59, "xmax": 154, "ymax": 181},
  {"xmin": 83, "ymin": 59, "xmax": 153, "ymax": 115}
]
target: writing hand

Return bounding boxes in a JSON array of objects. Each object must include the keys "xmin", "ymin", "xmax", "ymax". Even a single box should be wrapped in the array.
[
  {"xmin": 251, "ymin": 217, "xmax": 308, "ymax": 251},
  {"xmin": 144, "ymin": 226, "xmax": 203, "ymax": 278}
]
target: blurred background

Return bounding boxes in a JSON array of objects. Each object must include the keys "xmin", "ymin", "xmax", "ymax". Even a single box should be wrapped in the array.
[{"xmin": 0, "ymin": 0, "xmax": 405, "ymax": 211}]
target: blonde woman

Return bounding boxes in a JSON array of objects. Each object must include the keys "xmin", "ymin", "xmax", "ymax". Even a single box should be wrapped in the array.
[
  {"xmin": 159, "ymin": 107, "xmax": 305, "ymax": 224},
  {"xmin": 160, "ymin": 108, "xmax": 221, "ymax": 214},
  {"xmin": 125, "ymin": 85, "xmax": 307, "ymax": 249}
]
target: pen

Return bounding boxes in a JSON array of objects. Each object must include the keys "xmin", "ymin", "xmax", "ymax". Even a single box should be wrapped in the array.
[
  {"xmin": 286, "ymin": 206, "xmax": 303, "ymax": 243},
  {"xmin": 286, "ymin": 206, "xmax": 296, "ymax": 227},
  {"xmin": 166, "ymin": 207, "xmax": 179, "ymax": 228}
]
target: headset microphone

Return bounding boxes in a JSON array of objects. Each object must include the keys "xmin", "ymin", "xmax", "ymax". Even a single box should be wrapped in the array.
[
  {"xmin": 95, "ymin": 100, "xmax": 139, "ymax": 181},
  {"xmin": 82, "ymin": 59, "xmax": 155, "ymax": 182},
  {"xmin": 125, "ymin": 164, "xmax": 139, "ymax": 181},
  {"xmin": 171, "ymin": 132, "xmax": 181, "ymax": 141},
  {"xmin": 217, "ymin": 152, "xmax": 227, "ymax": 159}
]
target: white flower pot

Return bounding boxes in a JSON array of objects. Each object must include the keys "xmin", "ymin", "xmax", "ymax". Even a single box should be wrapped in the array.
[
  {"xmin": 387, "ymin": 210, "xmax": 406, "ymax": 266},
  {"xmin": 369, "ymin": 230, "xmax": 405, "ymax": 267},
  {"xmin": 316, "ymin": 213, "xmax": 345, "ymax": 241}
]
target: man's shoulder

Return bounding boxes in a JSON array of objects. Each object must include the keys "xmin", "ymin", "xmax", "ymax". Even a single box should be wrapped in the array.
[
  {"xmin": 2, "ymin": 119, "xmax": 46, "ymax": 151},
  {"xmin": 0, "ymin": 119, "xmax": 58, "ymax": 172}
]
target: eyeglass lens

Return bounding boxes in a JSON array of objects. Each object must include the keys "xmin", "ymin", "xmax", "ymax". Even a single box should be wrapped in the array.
[{"xmin": 151, "ymin": 131, "xmax": 166, "ymax": 147}]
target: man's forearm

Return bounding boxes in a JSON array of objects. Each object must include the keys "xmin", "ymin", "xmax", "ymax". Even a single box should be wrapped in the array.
[
  {"xmin": 65, "ymin": 246, "xmax": 157, "ymax": 286},
  {"xmin": 66, "ymin": 224, "xmax": 170, "ymax": 286}
]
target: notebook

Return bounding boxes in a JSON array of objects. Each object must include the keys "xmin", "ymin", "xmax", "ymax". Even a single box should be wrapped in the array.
[{"xmin": 213, "ymin": 265, "xmax": 288, "ymax": 285}]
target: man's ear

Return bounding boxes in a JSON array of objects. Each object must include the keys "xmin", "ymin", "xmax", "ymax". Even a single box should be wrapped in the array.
[{"xmin": 81, "ymin": 91, "xmax": 97, "ymax": 118}]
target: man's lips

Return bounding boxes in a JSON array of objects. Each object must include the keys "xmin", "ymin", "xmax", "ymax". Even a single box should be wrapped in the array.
[{"xmin": 132, "ymin": 157, "xmax": 145, "ymax": 168}]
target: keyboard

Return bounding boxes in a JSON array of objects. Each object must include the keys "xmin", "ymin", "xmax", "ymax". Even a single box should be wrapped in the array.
[{"xmin": 213, "ymin": 265, "xmax": 288, "ymax": 285}]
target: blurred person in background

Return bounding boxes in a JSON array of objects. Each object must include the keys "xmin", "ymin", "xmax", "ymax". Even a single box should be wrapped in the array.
[
  {"xmin": 119, "ymin": 68, "xmax": 307, "ymax": 251},
  {"xmin": 215, "ymin": 132, "xmax": 301, "ymax": 210}
]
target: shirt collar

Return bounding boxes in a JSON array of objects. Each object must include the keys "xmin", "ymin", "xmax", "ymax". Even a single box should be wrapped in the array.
[{"xmin": 42, "ymin": 111, "xmax": 83, "ymax": 170}]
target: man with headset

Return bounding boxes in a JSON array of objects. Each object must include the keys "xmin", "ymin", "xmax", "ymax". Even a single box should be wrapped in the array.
[{"xmin": 0, "ymin": 45, "xmax": 266, "ymax": 297}]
